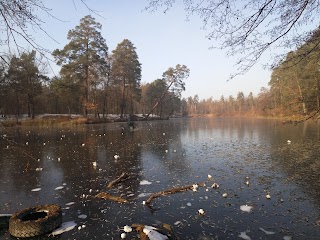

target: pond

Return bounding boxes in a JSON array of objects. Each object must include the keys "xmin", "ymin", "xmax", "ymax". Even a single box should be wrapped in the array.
[{"xmin": 0, "ymin": 117, "xmax": 320, "ymax": 239}]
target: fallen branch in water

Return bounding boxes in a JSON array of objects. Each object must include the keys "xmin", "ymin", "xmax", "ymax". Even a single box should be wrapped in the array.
[
  {"xmin": 107, "ymin": 172, "xmax": 129, "ymax": 188},
  {"xmin": 146, "ymin": 182, "xmax": 205, "ymax": 205},
  {"xmin": 95, "ymin": 192, "xmax": 129, "ymax": 203}
]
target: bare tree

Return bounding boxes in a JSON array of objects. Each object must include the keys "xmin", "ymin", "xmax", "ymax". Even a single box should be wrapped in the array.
[
  {"xmin": 146, "ymin": 0, "xmax": 320, "ymax": 78},
  {"xmin": 0, "ymin": 0, "xmax": 54, "ymax": 56}
]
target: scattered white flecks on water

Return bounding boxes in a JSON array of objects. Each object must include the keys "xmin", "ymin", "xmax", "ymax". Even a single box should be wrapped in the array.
[
  {"xmin": 78, "ymin": 214, "xmax": 87, "ymax": 219},
  {"xmin": 35, "ymin": 168, "xmax": 43, "ymax": 171},
  {"xmin": 259, "ymin": 227, "xmax": 275, "ymax": 235},
  {"xmin": 50, "ymin": 221, "xmax": 77, "ymax": 236},
  {"xmin": 65, "ymin": 202, "xmax": 75, "ymax": 206},
  {"xmin": 55, "ymin": 186, "xmax": 64, "ymax": 190},
  {"xmin": 139, "ymin": 180, "xmax": 152, "ymax": 185},
  {"xmin": 31, "ymin": 188, "xmax": 41, "ymax": 192},
  {"xmin": 187, "ymin": 202, "xmax": 192, "ymax": 207},
  {"xmin": 238, "ymin": 231, "xmax": 252, "ymax": 240},
  {"xmin": 240, "ymin": 205, "xmax": 253, "ymax": 213}
]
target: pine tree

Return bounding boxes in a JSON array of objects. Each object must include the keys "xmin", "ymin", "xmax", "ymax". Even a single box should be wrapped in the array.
[{"xmin": 52, "ymin": 15, "xmax": 109, "ymax": 116}]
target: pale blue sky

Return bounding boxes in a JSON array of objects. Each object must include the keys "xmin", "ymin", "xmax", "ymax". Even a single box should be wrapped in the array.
[{"xmin": 28, "ymin": 0, "xmax": 272, "ymax": 100}]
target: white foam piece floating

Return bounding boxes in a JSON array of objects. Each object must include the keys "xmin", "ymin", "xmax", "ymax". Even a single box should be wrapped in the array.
[
  {"xmin": 138, "ymin": 193, "xmax": 152, "ymax": 198},
  {"xmin": 283, "ymin": 236, "xmax": 292, "ymax": 240},
  {"xmin": 139, "ymin": 180, "xmax": 152, "ymax": 185},
  {"xmin": 65, "ymin": 202, "xmax": 75, "ymax": 206},
  {"xmin": 259, "ymin": 228, "xmax": 275, "ymax": 235},
  {"xmin": 240, "ymin": 205, "xmax": 253, "ymax": 213},
  {"xmin": 239, "ymin": 231, "xmax": 251, "ymax": 240},
  {"xmin": 31, "ymin": 188, "xmax": 41, "ymax": 192},
  {"xmin": 50, "ymin": 221, "xmax": 77, "ymax": 236},
  {"xmin": 54, "ymin": 186, "xmax": 64, "ymax": 190},
  {"xmin": 143, "ymin": 225, "xmax": 168, "ymax": 240},
  {"xmin": 78, "ymin": 214, "xmax": 87, "ymax": 219}
]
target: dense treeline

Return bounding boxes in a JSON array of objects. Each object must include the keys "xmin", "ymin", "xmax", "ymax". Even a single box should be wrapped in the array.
[
  {"xmin": 0, "ymin": 15, "xmax": 189, "ymax": 120},
  {"xmin": 184, "ymin": 27, "xmax": 320, "ymax": 119},
  {"xmin": 0, "ymin": 15, "xmax": 319, "ymax": 120}
]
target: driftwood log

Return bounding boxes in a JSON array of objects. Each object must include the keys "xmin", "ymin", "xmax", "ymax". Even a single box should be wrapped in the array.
[
  {"xmin": 146, "ymin": 182, "xmax": 205, "ymax": 204},
  {"xmin": 95, "ymin": 192, "xmax": 129, "ymax": 203},
  {"xmin": 107, "ymin": 172, "xmax": 129, "ymax": 188}
]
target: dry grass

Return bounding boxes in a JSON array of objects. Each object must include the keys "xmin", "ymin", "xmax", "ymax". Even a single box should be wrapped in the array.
[{"xmin": 1, "ymin": 116, "xmax": 88, "ymax": 127}]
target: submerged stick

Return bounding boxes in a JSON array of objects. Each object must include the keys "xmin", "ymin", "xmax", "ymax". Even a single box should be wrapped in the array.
[
  {"xmin": 146, "ymin": 182, "xmax": 205, "ymax": 204},
  {"xmin": 95, "ymin": 192, "xmax": 129, "ymax": 203},
  {"xmin": 107, "ymin": 172, "xmax": 129, "ymax": 188}
]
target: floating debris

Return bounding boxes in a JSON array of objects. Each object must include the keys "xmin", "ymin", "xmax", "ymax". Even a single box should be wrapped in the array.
[
  {"xmin": 283, "ymin": 236, "xmax": 292, "ymax": 240},
  {"xmin": 95, "ymin": 192, "xmax": 129, "ymax": 203},
  {"xmin": 192, "ymin": 184, "xmax": 199, "ymax": 192},
  {"xmin": 198, "ymin": 209, "xmax": 205, "ymax": 215},
  {"xmin": 140, "ymin": 180, "xmax": 152, "ymax": 185},
  {"xmin": 259, "ymin": 227, "xmax": 275, "ymax": 235},
  {"xmin": 78, "ymin": 214, "xmax": 87, "ymax": 219},
  {"xmin": 92, "ymin": 161, "xmax": 97, "ymax": 167},
  {"xmin": 266, "ymin": 193, "xmax": 271, "ymax": 199},
  {"xmin": 238, "ymin": 231, "xmax": 251, "ymax": 240},
  {"xmin": 207, "ymin": 174, "xmax": 212, "ymax": 180},
  {"xmin": 31, "ymin": 188, "xmax": 41, "ymax": 192},
  {"xmin": 146, "ymin": 182, "xmax": 205, "ymax": 204},
  {"xmin": 50, "ymin": 221, "xmax": 77, "ymax": 236},
  {"xmin": 120, "ymin": 232, "xmax": 126, "ymax": 239},
  {"xmin": 35, "ymin": 167, "xmax": 43, "ymax": 171},
  {"xmin": 287, "ymin": 140, "xmax": 291, "ymax": 144},
  {"xmin": 222, "ymin": 193, "xmax": 228, "ymax": 198},
  {"xmin": 143, "ymin": 225, "xmax": 168, "ymax": 240},
  {"xmin": 65, "ymin": 202, "xmax": 75, "ymax": 206},
  {"xmin": 211, "ymin": 183, "xmax": 220, "ymax": 188},
  {"xmin": 107, "ymin": 172, "xmax": 130, "ymax": 188},
  {"xmin": 123, "ymin": 225, "xmax": 133, "ymax": 233},
  {"xmin": 55, "ymin": 186, "xmax": 64, "ymax": 190},
  {"xmin": 240, "ymin": 205, "xmax": 253, "ymax": 213},
  {"xmin": 114, "ymin": 154, "xmax": 120, "ymax": 160}
]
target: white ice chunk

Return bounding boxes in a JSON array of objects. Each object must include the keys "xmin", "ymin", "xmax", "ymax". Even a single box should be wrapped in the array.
[
  {"xmin": 140, "ymin": 180, "xmax": 152, "ymax": 185},
  {"xmin": 239, "ymin": 231, "xmax": 251, "ymax": 240},
  {"xmin": 50, "ymin": 221, "xmax": 77, "ymax": 236},
  {"xmin": 240, "ymin": 205, "xmax": 253, "ymax": 213},
  {"xmin": 259, "ymin": 227, "xmax": 275, "ymax": 235}
]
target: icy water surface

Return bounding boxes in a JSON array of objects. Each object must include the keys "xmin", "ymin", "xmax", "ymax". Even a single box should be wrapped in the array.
[{"xmin": 0, "ymin": 117, "xmax": 320, "ymax": 239}]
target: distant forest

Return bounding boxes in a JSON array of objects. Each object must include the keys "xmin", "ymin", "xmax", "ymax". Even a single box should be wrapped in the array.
[{"xmin": 1, "ymin": 15, "xmax": 320, "ymax": 120}]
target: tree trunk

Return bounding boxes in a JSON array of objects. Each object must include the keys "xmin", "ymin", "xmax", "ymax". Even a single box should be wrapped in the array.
[{"xmin": 145, "ymin": 81, "xmax": 173, "ymax": 119}]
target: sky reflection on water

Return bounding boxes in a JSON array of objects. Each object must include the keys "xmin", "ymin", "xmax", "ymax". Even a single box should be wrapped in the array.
[{"xmin": 1, "ymin": 118, "xmax": 320, "ymax": 239}]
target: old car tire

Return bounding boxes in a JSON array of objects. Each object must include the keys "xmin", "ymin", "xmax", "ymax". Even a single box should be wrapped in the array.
[{"xmin": 9, "ymin": 204, "xmax": 62, "ymax": 238}]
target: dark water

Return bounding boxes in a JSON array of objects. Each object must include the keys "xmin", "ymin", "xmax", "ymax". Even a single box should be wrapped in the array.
[{"xmin": 0, "ymin": 117, "xmax": 320, "ymax": 239}]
